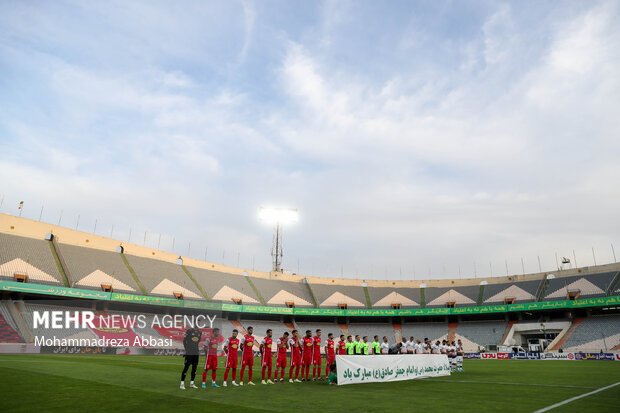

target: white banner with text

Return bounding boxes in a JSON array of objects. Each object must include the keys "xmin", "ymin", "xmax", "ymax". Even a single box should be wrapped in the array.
[{"xmin": 336, "ymin": 354, "xmax": 450, "ymax": 385}]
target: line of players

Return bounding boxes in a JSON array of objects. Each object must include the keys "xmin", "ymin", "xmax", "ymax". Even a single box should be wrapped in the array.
[
  {"xmin": 181, "ymin": 326, "xmax": 463, "ymax": 389},
  {"xmin": 396, "ymin": 336, "xmax": 464, "ymax": 372}
]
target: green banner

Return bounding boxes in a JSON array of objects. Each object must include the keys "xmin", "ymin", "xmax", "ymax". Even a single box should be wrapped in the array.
[
  {"xmin": 1, "ymin": 280, "xmax": 618, "ymax": 317},
  {"xmin": 0, "ymin": 281, "xmax": 110, "ymax": 300},
  {"xmin": 110, "ymin": 292, "xmax": 184, "ymax": 307}
]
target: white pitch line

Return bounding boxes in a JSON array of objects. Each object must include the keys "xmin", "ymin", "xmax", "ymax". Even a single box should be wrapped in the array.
[
  {"xmin": 429, "ymin": 379, "xmax": 593, "ymax": 389},
  {"xmin": 532, "ymin": 381, "xmax": 620, "ymax": 413}
]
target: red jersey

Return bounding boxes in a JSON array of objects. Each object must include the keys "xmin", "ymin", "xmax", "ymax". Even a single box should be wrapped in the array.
[
  {"xmin": 302, "ymin": 336, "xmax": 314, "ymax": 355},
  {"xmin": 338, "ymin": 340, "xmax": 346, "ymax": 355},
  {"xmin": 203, "ymin": 337, "xmax": 219, "ymax": 357},
  {"xmin": 289, "ymin": 337, "xmax": 301, "ymax": 355},
  {"xmin": 276, "ymin": 337, "xmax": 288, "ymax": 357},
  {"xmin": 312, "ymin": 336, "xmax": 322, "ymax": 357},
  {"xmin": 240, "ymin": 334, "xmax": 255, "ymax": 357},
  {"xmin": 326, "ymin": 339, "xmax": 336, "ymax": 357},
  {"xmin": 224, "ymin": 337, "xmax": 239, "ymax": 357},
  {"xmin": 261, "ymin": 337, "xmax": 273, "ymax": 360}
]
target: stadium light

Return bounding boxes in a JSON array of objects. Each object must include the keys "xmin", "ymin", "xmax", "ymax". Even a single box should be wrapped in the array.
[
  {"xmin": 259, "ymin": 207, "xmax": 298, "ymax": 273},
  {"xmin": 258, "ymin": 207, "xmax": 298, "ymax": 224}
]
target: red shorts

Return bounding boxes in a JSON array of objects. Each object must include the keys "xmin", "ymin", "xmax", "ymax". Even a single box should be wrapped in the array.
[
  {"xmin": 242, "ymin": 354, "xmax": 254, "ymax": 367},
  {"xmin": 261, "ymin": 355, "xmax": 272, "ymax": 367},
  {"xmin": 290, "ymin": 352, "xmax": 301, "ymax": 367},
  {"xmin": 313, "ymin": 355, "xmax": 321, "ymax": 365},
  {"xmin": 326, "ymin": 355, "xmax": 335, "ymax": 366},
  {"xmin": 302, "ymin": 353, "xmax": 312, "ymax": 366},
  {"xmin": 276, "ymin": 355, "xmax": 287, "ymax": 368},
  {"xmin": 204, "ymin": 355, "xmax": 218, "ymax": 370},
  {"xmin": 225, "ymin": 355, "xmax": 238, "ymax": 369}
]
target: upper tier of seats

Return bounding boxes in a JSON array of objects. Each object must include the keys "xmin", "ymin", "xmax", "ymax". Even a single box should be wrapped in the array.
[
  {"xmin": 183, "ymin": 265, "xmax": 260, "ymax": 303},
  {"xmin": 247, "ymin": 276, "xmax": 314, "ymax": 307},
  {"xmin": 0, "ymin": 233, "xmax": 63, "ymax": 285},
  {"xmin": 1, "ymin": 229, "xmax": 619, "ymax": 309},
  {"xmin": 544, "ymin": 272, "xmax": 617, "ymax": 300},
  {"xmin": 56, "ymin": 243, "xmax": 138, "ymax": 292}
]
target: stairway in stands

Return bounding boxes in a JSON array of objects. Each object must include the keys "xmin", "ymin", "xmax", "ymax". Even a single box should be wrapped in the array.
[
  {"xmin": 230, "ymin": 320, "xmax": 248, "ymax": 335},
  {"xmin": 536, "ymin": 274, "xmax": 551, "ymax": 301},
  {"xmin": 0, "ymin": 314, "xmax": 24, "ymax": 343},
  {"xmin": 549, "ymin": 317, "xmax": 586, "ymax": 350},
  {"xmin": 500, "ymin": 320, "xmax": 517, "ymax": 345},
  {"xmin": 606, "ymin": 271, "xmax": 620, "ymax": 296},
  {"xmin": 448, "ymin": 323, "xmax": 458, "ymax": 342},
  {"xmin": 393, "ymin": 323, "xmax": 402, "ymax": 343},
  {"xmin": 283, "ymin": 322, "xmax": 296, "ymax": 332},
  {"xmin": 338, "ymin": 323, "xmax": 349, "ymax": 336}
]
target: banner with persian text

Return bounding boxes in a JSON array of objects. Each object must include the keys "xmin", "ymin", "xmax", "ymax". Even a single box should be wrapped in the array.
[
  {"xmin": 1, "ymin": 280, "xmax": 619, "ymax": 318},
  {"xmin": 336, "ymin": 354, "xmax": 450, "ymax": 385}
]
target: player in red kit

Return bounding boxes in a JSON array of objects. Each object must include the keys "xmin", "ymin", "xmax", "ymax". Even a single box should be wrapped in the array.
[
  {"xmin": 312, "ymin": 329, "xmax": 322, "ymax": 381},
  {"xmin": 239, "ymin": 326, "xmax": 255, "ymax": 386},
  {"xmin": 274, "ymin": 331, "xmax": 289, "ymax": 383},
  {"xmin": 201, "ymin": 327, "xmax": 221, "ymax": 388},
  {"xmin": 288, "ymin": 330, "xmax": 302, "ymax": 383},
  {"xmin": 222, "ymin": 329, "xmax": 240, "ymax": 387},
  {"xmin": 301, "ymin": 330, "xmax": 314, "ymax": 381},
  {"xmin": 338, "ymin": 334, "xmax": 347, "ymax": 355},
  {"xmin": 324, "ymin": 332, "xmax": 336, "ymax": 378},
  {"xmin": 260, "ymin": 329, "xmax": 275, "ymax": 385}
]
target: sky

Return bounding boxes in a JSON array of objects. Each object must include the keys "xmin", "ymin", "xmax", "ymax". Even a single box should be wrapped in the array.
[{"xmin": 1, "ymin": 0, "xmax": 619, "ymax": 281}]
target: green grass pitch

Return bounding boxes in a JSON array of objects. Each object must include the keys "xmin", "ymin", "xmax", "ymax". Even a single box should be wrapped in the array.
[{"xmin": 0, "ymin": 355, "xmax": 619, "ymax": 412}]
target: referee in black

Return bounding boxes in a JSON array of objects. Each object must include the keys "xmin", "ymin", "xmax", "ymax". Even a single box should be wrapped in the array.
[{"xmin": 180, "ymin": 326, "xmax": 202, "ymax": 389}]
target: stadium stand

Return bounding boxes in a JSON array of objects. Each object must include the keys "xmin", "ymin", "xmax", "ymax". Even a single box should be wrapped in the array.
[
  {"xmin": 296, "ymin": 321, "xmax": 344, "ymax": 337},
  {"xmin": 55, "ymin": 243, "xmax": 140, "ymax": 292},
  {"xmin": 424, "ymin": 286, "xmax": 479, "ymax": 307},
  {"xmin": 123, "ymin": 255, "xmax": 203, "ymax": 299},
  {"xmin": 347, "ymin": 323, "xmax": 397, "ymax": 343},
  {"xmin": 182, "ymin": 265, "xmax": 260, "ymax": 304},
  {"xmin": 545, "ymin": 272, "xmax": 617, "ymax": 300},
  {"xmin": 0, "ymin": 233, "xmax": 63, "ymax": 285},
  {"xmin": 401, "ymin": 322, "xmax": 449, "ymax": 342},
  {"xmin": 562, "ymin": 315, "xmax": 620, "ymax": 351},
  {"xmin": 22, "ymin": 302, "xmax": 98, "ymax": 340},
  {"xmin": 455, "ymin": 320, "xmax": 507, "ymax": 349},
  {"xmin": 483, "ymin": 280, "xmax": 539, "ymax": 304},
  {"xmin": 0, "ymin": 300, "xmax": 20, "ymax": 332},
  {"xmin": 366, "ymin": 287, "xmax": 421, "ymax": 308},
  {"xmin": 309, "ymin": 283, "xmax": 367, "ymax": 308},
  {"xmin": 0, "ymin": 313, "xmax": 23, "ymax": 343},
  {"xmin": 247, "ymin": 276, "xmax": 314, "ymax": 307}
]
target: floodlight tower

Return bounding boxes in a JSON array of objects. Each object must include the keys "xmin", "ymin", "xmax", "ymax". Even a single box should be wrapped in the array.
[{"xmin": 259, "ymin": 207, "xmax": 298, "ymax": 272}]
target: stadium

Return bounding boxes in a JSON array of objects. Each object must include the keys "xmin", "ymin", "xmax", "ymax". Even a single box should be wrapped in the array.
[
  {"xmin": 1, "ymin": 213, "xmax": 619, "ymax": 412},
  {"xmin": 2, "ymin": 1, "xmax": 620, "ymax": 412}
]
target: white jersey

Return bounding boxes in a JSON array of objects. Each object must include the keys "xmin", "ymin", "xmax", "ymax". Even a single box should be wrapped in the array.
[
  {"xmin": 400, "ymin": 343, "xmax": 408, "ymax": 354},
  {"xmin": 431, "ymin": 343, "xmax": 439, "ymax": 354},
  {"xmin": 405, "ymin": 341, "xmax": 415, "ymax": 352},
  {"xmin": 380, "ymin": 342, "xmax": 390, "ymax": 354},
  {"xmin": 447, "ymin": 345, "xmax": 456, "ymax": 356},
  {"xmin": 440, "ymin": 344, "xmax": 447, "ymax": 354},
  {"xmin": 414, "ymin": 343, "xmax": 423, "ymax": 354}
]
